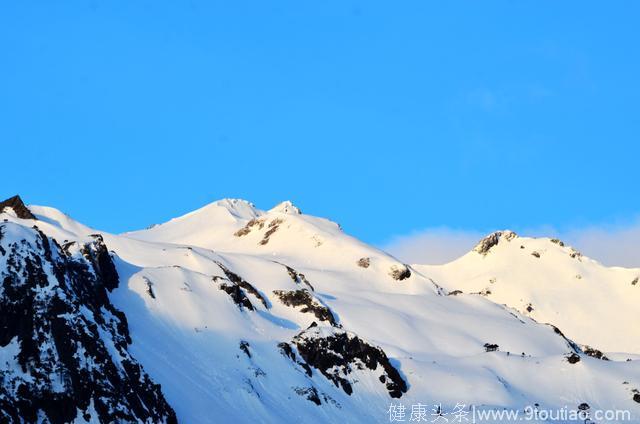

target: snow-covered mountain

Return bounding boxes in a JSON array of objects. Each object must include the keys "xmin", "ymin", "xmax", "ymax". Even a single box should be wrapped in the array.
[{"xmin": 2, "ymin": 195, "xmax": 640, "ymax": 423}]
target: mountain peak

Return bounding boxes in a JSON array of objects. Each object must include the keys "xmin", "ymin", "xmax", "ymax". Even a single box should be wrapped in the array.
[
  {"xmin": 473, "ymin": 230, "xmax": 517, "ymax": 255},
  {"xmin": 211, "ymin": 198, "xmax": 259, "ymax": 219},
  {"xmin": 269, "ymin": 200, "xmax": 301, "ymax": 215},
  {"xmin": 0, "ymin": 195, "xmax": 37, "ymax": 220}
]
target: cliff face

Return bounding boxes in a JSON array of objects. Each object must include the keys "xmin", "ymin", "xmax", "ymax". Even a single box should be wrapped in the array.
[
  {"xmin": 0, "ymin": 196, "xmax": 36, "ymax": 220},
  {"xmin": 0, "ymin": 222, "xmax": 176, "ymax": 424}
]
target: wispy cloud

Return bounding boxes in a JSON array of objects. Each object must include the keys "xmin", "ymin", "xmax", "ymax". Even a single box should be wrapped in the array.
[
  {"xmin": 384, "ymin": 227, "xmax": 483, "ymax": 265},
  {"xmin": 384, "ymin": 220, "xmax": 640, "ymax": 268},
  {"xmin": 559, "ymin": 222, "xmax": 640, "ymax": 268}
]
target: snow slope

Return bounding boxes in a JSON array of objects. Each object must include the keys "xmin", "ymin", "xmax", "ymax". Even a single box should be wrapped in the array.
[
  {"xmin": 2, "ymin": 199, "xmax": 640, "ymax": 423},
  {"xmin": 415, "ymin": 231, "xmax": 640, "ymax": 354}
]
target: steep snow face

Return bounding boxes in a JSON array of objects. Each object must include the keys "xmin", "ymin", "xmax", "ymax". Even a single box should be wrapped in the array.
[
  {"xmin": 416, "ymin": 231, "xmax": 640, "ymax": 353},
  {"xmin": 3, "ymin": 201, "xmax": 640, "ymax": 423}
]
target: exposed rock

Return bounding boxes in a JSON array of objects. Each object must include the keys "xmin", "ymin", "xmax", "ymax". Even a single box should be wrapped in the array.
[
  {"xmin": 259, "ymin": 218, "xmax": 284, "ymax": 246},
  {"xmin": 566, "ymin": 353, "xmax": 581, "ymax": 364},
  {"xmin": 282, "ymin": 264, "xmax": 315, "ymax": 291},
  {"xmin": 234, "ymin": 218, "xmax": 265, "ymax": 237},
  {"xmin": 291, "ymin": 325, "xmax": 408, "ymax": 398},
  {"xmin": 484, "ymin": 343, "xmax": 499, "ymax": 352},
  {"xmin": 473, "ymin": 231, "xmax": 517, "ymax": 255},
  {"xmin": 549, "ymin": 325, "xmax": 581, "ymax": 353},
  {"xmin": 217, "ymin": 280, "xmax": 254, "ymax": 311},
  {"xmin": 292, "ymin": 386, "xmax": 339, "ymax": 407},
  {"xmin": 632, "ymin": 277, "xmax": 638, "ymax": 286},
  {"xmin": 143, "ymin": 276, "xmax": 156, "ymax": 299},
  {"xmin": 0, "ymin": 222, "xmax": 176, "ymax": 423},
  {"xmin": 531, "ymin": 251, "xmax": 541, "ymax": 258},
  {"xmin": 389, "ymin": 264, "xmax": 411, "ymax": 281},
  {"xmin": 277, "ymin": 342, "xmax": 312, "ymax": 376},
  {"xmin": 273, "ymin": 289, "xmax": 337, "ymax": 326},
  {"xmin": 569, "ymin": 248, "xmax": 582, "ymax": 259},
  {"xmin": 550, "ymin": 238, "xmax": 565, "ymax": 247},
  {"xmin": 526, "ymin": 303, "xmax": 534, "ymax": 313},
  {"xmin": 634, "ymin": 393, "xmax": 640, "ymax": 404},
  {"xmin": 447, "ymin": 290, "xmax": 463, "ymax": 296},
  {"xmin": 357, "ymin": 257, "xmax": 370, "ymax": 268},
  {"xmin": 0, "ymin": 195, "xmax": 37, "ymax": 220},
  {"xmin": 294, "ymin": 386, "xmax": 322, "ymax": 405},
  {"xmin": 578, "ymin": 402, "xmax": 590, "ymax": 411},
  {"xmin": 215, "ymin": 262, "xmax": 269, "ymax": 308},
  {"xmin": 581, "ymin": 345, "xmax": 609, "ymax": 361},
  {"xmin": 239, "ymin": 341, "xmax": 251, "ymax": 358}
]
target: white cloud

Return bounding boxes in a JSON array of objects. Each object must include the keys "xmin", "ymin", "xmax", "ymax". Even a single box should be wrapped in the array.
[
  {"xmin": 560, "ymin": 223, "xmax": 640, "ymax": 268},
  {"xmin": 383, "ymin": 220, "xmax": 640, "ymax": 268},
  {"xmin": 383, "ymin": 227, "xmax": 483, "ymax": 265}
]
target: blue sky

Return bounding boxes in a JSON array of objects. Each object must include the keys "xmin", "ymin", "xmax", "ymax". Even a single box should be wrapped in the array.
[{"xmin": 2, "ymin": 1, "xmax": 639, "ymax": 246}]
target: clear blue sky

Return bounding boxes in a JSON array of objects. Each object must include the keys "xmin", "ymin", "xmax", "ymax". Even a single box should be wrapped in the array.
[{"xmin": 2, "ymin": 1, "xmax": 639, "ymax": 243}]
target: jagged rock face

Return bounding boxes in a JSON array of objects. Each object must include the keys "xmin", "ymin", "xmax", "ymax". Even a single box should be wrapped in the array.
[
  {"xmin": 0, "ymin": 223, "xmax": 176, "ymax": 424},
  {"xmin": 291, "ymin": 325, "xmax": 408, "ymax": 398},
  {"xmin": 215, "ymin": 262, "xmax": 269, "ymax": 308},
  {"xmin": 273, "ymin": 289, "xmax": 337, "ymax": 326},
  {"xmin": 0, "ymin": 196, "xmax": 36, "ymax": 220},
  {"xmin": 473, "ymin": 231, "xmax": 517, "ymax": 255}
]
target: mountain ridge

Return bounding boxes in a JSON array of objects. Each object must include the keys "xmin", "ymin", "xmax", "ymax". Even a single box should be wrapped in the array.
[{"xmin": 2, "ymin": 195, "xmax": 640, "ymax": 423}]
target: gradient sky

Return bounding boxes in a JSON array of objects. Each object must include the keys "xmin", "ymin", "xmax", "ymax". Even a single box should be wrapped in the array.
[{"xmin": 1, "ymin": 1, "xmax": 639, "ymax": 244}]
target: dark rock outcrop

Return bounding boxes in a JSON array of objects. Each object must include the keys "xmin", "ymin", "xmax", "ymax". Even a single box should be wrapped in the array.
[
  {"xmin": 0, "ymin": 195, "xmax": 36, "ymax": 220},
  {"xmin": 234, "ymin": 218, "xmax": 264, "ymax": 237},
  {"xmin": 566, "ymin": 353, "xmax": 581, "ymax": 364},
  {"xmin": 282, "ymin": 264, "xmax": 315, "ymax": 291},
  {"xmin": 217, "ymin": 279, "xmax": 255, "ymax": 311},
  {"xmin": 549, "ymin": 325, "xmax": 581, "ymax": 353},
  {"xmin": 357, "ymin": 257, "xmax": 370, "ymax": 268},
  {"xmin": 273, "ymin": 289, "xmax": 337, "ymax": 326},
  {"xmin": 215, "ymin": 262, "xmax": 269, "ymax": 308},
  {"xmin": 569, "ymin": 248, "xmax": 582, "ymax": 259},
  {"xmin": 484, "ymin": 343, "xmax": 499, "ymax": 352},
  {"xmin": 291, "ymin": 325, "xmax": 408, "ymax": 398},
  {"xmin": 292, "ymin": 386, "xmax": 339, "ymax": 407},
  {"xmin": 294, "ymin": 386, "xmax": 322, "ymax": 405},
  {"xmin": 277, "ymin": 342, "xmax": 312, "ymax": 376},
  {"xmin": 0, "ymin": 222, "xmax": 176, "ymax": 424},
  {"xmin": 239, "ymin": 341, "xmax": 252, "ymax": 358},
  {"xmin": 389, "ymin": 265, "xmax": 411, "ymax": 281},
  {"xmin": 473, "ymin": 231, "xmax": 517, "ymax": 255},
  {"xmin": 581, "ymin": 345, "xmax": 609, "ymax": 361},
  {"xmin": 259, "ymin": 218, "xmax": 283, "ymax": 246}
]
